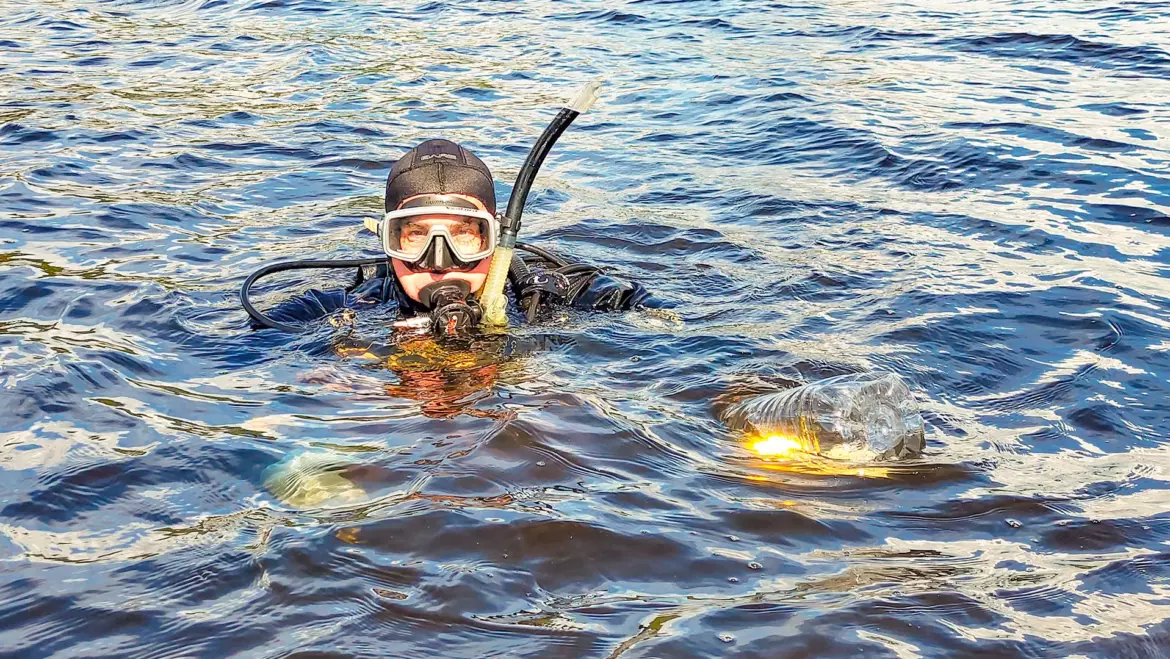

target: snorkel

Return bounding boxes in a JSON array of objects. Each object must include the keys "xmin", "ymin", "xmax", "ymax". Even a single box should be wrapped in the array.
[{"xmin": 478, "ymin": 81, "xmax": 602, "ymax": 327}]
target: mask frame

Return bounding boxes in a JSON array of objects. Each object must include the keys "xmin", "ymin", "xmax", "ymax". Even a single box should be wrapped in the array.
[{"xmin": 366, "ymin": 205, "xmax": 498, "ymax": 267}]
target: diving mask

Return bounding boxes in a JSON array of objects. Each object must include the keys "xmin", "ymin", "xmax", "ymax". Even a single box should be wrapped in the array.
[{"xmin": 363, "ymin": 194, "xmax": 498, "ymax": 272}]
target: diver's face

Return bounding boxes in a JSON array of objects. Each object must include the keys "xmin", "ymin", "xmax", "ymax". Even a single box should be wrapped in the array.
[
  {"xmin": 390, "ymin": 193, "xmax": 494, "ymax": 303},
  {"xmin": 393, "ymin": 251, "xmax": 491, "ymax": 302}
]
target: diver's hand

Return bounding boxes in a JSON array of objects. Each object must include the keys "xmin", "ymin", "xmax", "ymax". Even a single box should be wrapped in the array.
[{"xmin": 575, "ymin": 274, "xmax": 655, "ymax": 311}]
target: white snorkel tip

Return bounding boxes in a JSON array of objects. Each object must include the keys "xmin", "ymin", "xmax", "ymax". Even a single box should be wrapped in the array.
[
  {"xmin": 363, "ymin": 217, "xmax": 380, "ymax": 235},
  {"xmin": 566, "ymin": 80, "xmax": 602, "ymax": 114}
]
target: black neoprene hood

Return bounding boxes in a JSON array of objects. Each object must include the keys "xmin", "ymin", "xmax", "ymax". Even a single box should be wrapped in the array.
[{"xmin": 384, "ymin": 139, "xmax": 496, "ymax": 213}]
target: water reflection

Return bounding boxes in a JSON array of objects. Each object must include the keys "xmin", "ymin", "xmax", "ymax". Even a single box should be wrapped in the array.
[
  {"xmin": 2, "ymin": 0, "xmax": 1169, "ymax": 655},
  {"xmin": 265, "ymin": 334, "xmax": 524, "ymax": 507}
]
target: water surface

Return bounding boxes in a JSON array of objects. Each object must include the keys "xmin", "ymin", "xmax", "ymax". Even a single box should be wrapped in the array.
[{"xmin": 2, "ymin": 0, "xmax": 1169, "ymax": 656}]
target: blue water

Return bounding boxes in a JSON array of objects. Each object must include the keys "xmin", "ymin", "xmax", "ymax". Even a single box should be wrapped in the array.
[{"xmin": 2, "ymin": 1, "xmax": 1169, "ymax": 656}]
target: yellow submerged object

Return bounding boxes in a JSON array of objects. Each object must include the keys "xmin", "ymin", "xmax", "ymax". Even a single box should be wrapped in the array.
[
  {"xmin": 745, "ymin": 432, "xmax": 893, "ymax": 479},
  {"xmin": 264, "ymin": 452, "xmax": 366, "ymax": 508}
]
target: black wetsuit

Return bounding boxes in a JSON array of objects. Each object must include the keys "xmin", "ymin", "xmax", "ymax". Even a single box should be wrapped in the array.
[{"xmin": 262, "ymin": 247, "xmax": 657, "ymax": 328}]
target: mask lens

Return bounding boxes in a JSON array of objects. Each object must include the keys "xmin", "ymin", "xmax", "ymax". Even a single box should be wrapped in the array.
[
  {"xmin": 398, "ymin": 218, "xmax": 433, "ymax": 252},
  {"xmin": 392, "ymin": 215, "xmax": 490, "ymax": 259},
  {"xmin": 448, "ymin": 218, "xmax": 487, "ymax": 253}
]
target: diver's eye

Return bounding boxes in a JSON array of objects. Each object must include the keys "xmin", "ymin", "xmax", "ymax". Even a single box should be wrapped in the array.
[
  {"xmin": 400, "ymin": 224, "xmax": 430, "ymax": 248},
  {"xmin": 452, "ymin": 220, "xmax": 479, "ymax": 236},
  {"xmin": 451, "ymin": 220, "xmax": 485, "ymax": 250}
]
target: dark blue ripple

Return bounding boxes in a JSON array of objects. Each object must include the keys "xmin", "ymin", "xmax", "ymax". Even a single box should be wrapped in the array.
[{"xmin": 943, "ymin": 32, "xmax": 1170, "ymax": 77}]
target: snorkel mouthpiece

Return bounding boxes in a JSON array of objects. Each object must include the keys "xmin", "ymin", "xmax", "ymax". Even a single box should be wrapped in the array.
[
  {"xmin": 567, "ymin": 80, "xmax": 602, "ymax": 114},
  {"xmin": 418, "ymin": 279, "xmax": 482, "ymax": 341}
]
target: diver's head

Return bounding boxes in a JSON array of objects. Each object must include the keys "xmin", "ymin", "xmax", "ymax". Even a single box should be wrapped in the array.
[{"xmin": 381, "ymin": 139, "xmax": 498, "ymax": 303}]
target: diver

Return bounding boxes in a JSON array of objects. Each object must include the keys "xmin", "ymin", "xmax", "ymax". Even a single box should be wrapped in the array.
[{"xmin": 244, "ymin": 138, "xmax": 656, "ymax": 339}]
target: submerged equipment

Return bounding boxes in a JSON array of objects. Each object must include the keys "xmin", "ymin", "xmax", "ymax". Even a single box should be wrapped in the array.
[{"xmin": 240, "ymin": 81, "xmax": 601, "ymax": 335}]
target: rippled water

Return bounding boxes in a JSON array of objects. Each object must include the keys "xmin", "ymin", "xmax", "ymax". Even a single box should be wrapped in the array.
[{"xmin": 2, "ymin": 1, "xmax": 1169, "ymax": 656}]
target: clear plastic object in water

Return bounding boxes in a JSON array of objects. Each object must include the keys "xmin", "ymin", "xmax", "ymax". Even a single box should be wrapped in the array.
[
  {"xmin": 723, "ymin": 371, "xmax": 925, "ymax": 460},
  {"xmin": 263, "ymin": 452, "xmax": 366, "ymax": 508}
]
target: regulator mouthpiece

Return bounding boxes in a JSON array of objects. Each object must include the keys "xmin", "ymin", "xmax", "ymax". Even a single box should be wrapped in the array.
[{"xmin": 418, "ymin": 280, "xmax": 482, "ymax": 341}]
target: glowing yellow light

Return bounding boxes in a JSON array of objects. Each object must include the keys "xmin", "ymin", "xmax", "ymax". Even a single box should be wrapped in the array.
[
  {"xmin": 751, "ymin": 434, "xmax": 804, "ymax": 457},
  {"xmin": 744, "ymin": 435, "xmax": 895, "ymax": 479}
]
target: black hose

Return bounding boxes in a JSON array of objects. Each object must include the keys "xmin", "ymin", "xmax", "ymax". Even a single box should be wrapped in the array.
[
  {"xmin": 507, "ymin": 251, "xmax": 540, "ymax": 322},
  {"xmin": 515, "ymin": 242, "xmax": 568, "ymax": 268},
  {"xmin": 508, "ymin": 250, "xmax": 532, "ymax": 285},
  {"xmin": 498, "ymin": 108, "xmax": 581, "ymax": 248},
  {"xmin": 555, "ymin": 264, "xmax": 601, "ymax": 278},
  {"xmin": 241, "ymin": 257, "xmax": 388, "ymax": 332}
]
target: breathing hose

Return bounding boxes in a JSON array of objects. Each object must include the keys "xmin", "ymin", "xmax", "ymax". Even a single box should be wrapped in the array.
[
  {"xmin": 479, "ymin": 81, "xmax": 602, "ymax": 327},
  {"xmin": 241, "ymin": 244, "xmax": 572, "ymax": 332},
  {"xmin": 515, "ymin": 242, "xmax": 568, "ymax": 269},
  {"xmin": 241, "ymin": 257, "xmax": 389, "ymax": 332}
]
